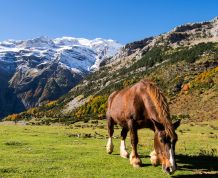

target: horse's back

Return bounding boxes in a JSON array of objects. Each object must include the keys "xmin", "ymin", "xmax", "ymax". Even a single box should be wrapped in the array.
[{"xmin": 106, "ymin": 82, "xmax": 146, "ymax": 125}]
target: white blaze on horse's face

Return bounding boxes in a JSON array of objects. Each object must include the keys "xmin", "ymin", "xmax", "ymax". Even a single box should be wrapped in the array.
[
  {"xmin": 163, "ymin": 141, "xmax": 177, "ymax": 174},
  {"xmin": 169, "ymin": 144, "xmax": 176, "ymax": 173}
]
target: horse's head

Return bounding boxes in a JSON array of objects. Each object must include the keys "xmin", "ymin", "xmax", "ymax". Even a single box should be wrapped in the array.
[{"xmin": 151, "ymin": 119, "xmax": 180, "ymax": 175}]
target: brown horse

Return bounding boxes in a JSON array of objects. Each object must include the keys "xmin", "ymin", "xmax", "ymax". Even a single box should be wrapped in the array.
[{"xmin": 106, "ymin": 80, "xmax": 180, "ymax": 174}]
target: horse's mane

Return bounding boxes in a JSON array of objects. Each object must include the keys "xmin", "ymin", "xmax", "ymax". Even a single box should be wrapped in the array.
[{"xmin": 141, "ymin": 80, "xmax": 176, "ymax": 139}]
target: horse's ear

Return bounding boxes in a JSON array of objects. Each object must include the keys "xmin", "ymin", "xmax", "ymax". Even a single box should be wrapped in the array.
[
  {"xmin": 173, "ymin": 120, "xmax": 181, "ymax": 130},
  {"xmin": 152, "ymin": 119, "xmax": 164, "ymax": 131}
]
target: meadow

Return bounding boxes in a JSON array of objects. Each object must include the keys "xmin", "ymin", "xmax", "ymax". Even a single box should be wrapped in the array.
[{"xmin": 0, "ymin": 119, "xmax": 217, "ymax": 178}]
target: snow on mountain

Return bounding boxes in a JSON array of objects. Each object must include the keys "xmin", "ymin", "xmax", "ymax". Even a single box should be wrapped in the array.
[
  {"xmin": 53, "ymin": 37, "xmax": 122, "ymax": 70},
  {"xmin": 0, "ymin": 36, "xmax": 122, "ymax": 117},
  {"xmin": 0, "ymin": 36, "xmax": 122, "ymax": 73},
  {"xmin": 18, "ymin": 36, "xmax": 56, "ymax": 49},
  {"xmin": 56, "ymin": 46, "xmax": 97, "ymax": 72}
]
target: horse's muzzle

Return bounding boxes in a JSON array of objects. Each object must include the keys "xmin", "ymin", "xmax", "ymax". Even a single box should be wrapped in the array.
[{"xmin": 163, "ymin": 164, "xmax": 177, "ymax": 175}]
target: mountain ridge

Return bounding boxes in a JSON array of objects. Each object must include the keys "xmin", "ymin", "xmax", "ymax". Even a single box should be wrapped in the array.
[
  {"xmin": 106, "ymin": 17, "xmax": 218, "ymax": 70},
  {"xmin": 0, "ymin": 36, "xmax": 122, "ymax": 118}
]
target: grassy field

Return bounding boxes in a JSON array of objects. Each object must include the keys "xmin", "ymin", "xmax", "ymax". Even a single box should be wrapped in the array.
[{"xmin": 0, "ymin": 120, "xmax": 217, "ymax": 178}]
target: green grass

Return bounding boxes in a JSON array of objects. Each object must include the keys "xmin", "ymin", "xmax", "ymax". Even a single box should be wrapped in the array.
[{"xmin": 0, "ymin": 120, "xmax": 217, "ymax": 178}]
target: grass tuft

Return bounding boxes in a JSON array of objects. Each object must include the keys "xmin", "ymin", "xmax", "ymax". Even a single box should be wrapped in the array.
[{"xmin": 4, "ymin": 140, "xmax": 26, "ymax": 146}]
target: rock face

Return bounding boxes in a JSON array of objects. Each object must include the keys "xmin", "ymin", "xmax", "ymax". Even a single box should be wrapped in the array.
[
  {"xmin": 0, "ymin": 36, "xmax": 122, "ymax": 118},
  {"xmin": 107, "ymin": 17, "xmax": 218, "ymax": 69}
]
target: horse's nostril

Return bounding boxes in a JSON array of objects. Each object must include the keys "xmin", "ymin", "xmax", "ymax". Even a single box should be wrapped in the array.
[{"xmin": 165, "ymin": 167, "xmax": 170, "ymax": 173}]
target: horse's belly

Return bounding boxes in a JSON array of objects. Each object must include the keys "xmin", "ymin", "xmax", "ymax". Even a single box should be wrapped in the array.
[{"xmin": 136, "ymin": 119, "xmax": 153, "ymax": 129}]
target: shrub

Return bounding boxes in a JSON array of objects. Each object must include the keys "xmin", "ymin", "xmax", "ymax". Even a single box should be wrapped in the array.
[
  {"xmin": 190, "ymin": 66, "xmax": 218, "ymax": 91},
  {"xmin": 4, "ymin": 113, "xmax": 22, "ymax": 122},
  {"xmin": 73, "ymin": 95, "xmax": 108, "ymax": 121}
]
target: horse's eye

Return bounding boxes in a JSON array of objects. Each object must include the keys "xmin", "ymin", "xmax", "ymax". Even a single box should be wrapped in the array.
[
  {"xmin": 160, "ymin": 138, "xmax": 164, "ymax": 143},
  {"xmin": 160, "ymin": 137, "xmax": 166, "ymax": 143}
]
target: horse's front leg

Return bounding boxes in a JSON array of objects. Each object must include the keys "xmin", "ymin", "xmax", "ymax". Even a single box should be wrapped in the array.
[
  {"xmin": 120, "ymin": 127, "xmax": 129, "ymax": 158},
  {"xmin": 150, "ymin": 150, "xmax": 159, "ymax": 166},
  {"xmin": 106, "ymin": 117, "xmax": 114, "ymax": 154},
  {"xmin": 128, "ymin": 119, "xmax": 142, "ymax": 168}
]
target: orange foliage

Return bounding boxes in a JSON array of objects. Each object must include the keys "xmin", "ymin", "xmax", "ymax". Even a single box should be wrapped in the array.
[{"xmin": 5, "ymin": 113, "xmax": 21, "ymax": 121}]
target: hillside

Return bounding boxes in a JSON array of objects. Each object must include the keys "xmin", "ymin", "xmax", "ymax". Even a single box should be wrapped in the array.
[{"xmin": 6, "ymin": 17, "xmax": 218, "ymax": 124}]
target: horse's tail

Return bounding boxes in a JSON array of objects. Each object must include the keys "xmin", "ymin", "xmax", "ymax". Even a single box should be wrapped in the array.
[{"xmin": 141, "ymin": 80, "xmax": 176, "ymax": 138}]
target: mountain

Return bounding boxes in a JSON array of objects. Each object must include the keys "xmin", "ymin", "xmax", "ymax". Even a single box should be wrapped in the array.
[
  {"xmin": 107, "ymin": 17, "xmax": 218, "ymax": 69},
  {"xmin": 4, "ymin": 17, "xmax": 218, "ymax": 123},
  {"xmin": 0, "ymin": 36, "xmax": 122, "ymax": 118}
]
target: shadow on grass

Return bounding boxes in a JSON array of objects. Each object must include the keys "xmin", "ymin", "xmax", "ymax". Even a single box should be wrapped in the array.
[
  {"xmin": 111, "ymin": 153, "xmax": 218, "ymax": 177},
  {"xmin": 174, "ymin": 154, "xmax": 218, "ymax": 178}
]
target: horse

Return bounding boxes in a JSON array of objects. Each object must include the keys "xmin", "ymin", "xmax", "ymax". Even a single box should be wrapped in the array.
[{"xmin": 106, "ymin": 80, "xmax": 180, "ymax": 174}]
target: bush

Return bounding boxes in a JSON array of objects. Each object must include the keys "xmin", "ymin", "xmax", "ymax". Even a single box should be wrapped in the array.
[
  {"xmin": 73, "ymin": 95, "xmax": 108, "ymax": 121},
  {"xmin": 190, "ymin": 66, "xmax": 218, "ymax": 91},
  {"xmin": 4, "ymin": 113, "xmax": 22, "ymax": 122}
]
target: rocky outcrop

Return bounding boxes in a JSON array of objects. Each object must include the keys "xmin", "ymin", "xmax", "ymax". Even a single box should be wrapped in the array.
[{"xmin": 108, "ymin": 17, "xmax": 218, "ymax": 69}]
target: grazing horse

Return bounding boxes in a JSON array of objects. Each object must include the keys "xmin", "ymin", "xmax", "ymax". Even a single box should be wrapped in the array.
[{"xmin": 106, "ymin": 80, "xmax": 180, "ymax": 174}]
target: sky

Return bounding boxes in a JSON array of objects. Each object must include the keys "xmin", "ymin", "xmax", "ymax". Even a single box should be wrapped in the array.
[{"xmin": 0, "ymin": 0, "xmax": 217, "ymax": 44}]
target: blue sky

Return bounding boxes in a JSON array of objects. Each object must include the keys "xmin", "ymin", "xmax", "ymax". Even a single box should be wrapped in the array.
[{"xmin": 0, "ymin": 0, "xmax": 217, "ymax": 44}]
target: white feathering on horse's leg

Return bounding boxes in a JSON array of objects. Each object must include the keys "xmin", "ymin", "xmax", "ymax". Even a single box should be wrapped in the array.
[
  {"xmin": 120, "ymin": 140, "xmax": 129, "ymax": 158},
  {"xmin": 106, "ymin": 137, "xmax": 114, "ymax": 154},
  {"xmin": 150, "ymin": 150, "xmax": 159, "ymax": 166},
  {"xmin": 130, "ymin": 151, "xmax": 142, "ymax": 168}
]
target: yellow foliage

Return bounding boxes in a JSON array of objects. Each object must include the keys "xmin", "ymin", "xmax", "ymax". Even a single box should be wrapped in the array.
[
  {"xmin": 73, "ymin": 95, "xmax": 108, "ymax": 119},
  {"xmin": 46, "ymin": 100, "xmax": 57, "ymax": 107},
  {"xmin": 194, "ymin": 66, "xmax": 218, "ymax": 83},
  {"xmin": 190, "ymin": 66, "xmax": 218, "ymax": 89},
  {"xmin": 26, "ymin": 107, "xmax": 38, "ymax": 115}
]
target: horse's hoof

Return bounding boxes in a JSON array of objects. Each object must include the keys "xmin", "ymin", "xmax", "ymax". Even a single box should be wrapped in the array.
[
  {"xmin": 132, "ymin": 162, "xmax": 141, "ymax": 168},
  {"xmin": 120, "ymin": 150, "xmax": 129, "ymax": 158},
  {"xmin": 106, "ymin": 144, "xmax": 114, "ymax": 154},
  {"xmin": 130, "ymin": 157, "xmax": 142, "ymax": 168},
  {"xmin": 107, "ymin": 150, "xmax": 113, "ymax": 154}
]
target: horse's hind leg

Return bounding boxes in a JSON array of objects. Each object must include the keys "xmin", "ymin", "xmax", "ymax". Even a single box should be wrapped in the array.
[
  {"xmin": 120, "ymin": 128, "xmax": 129, "ymax": 158},
  {"xmin": 128, "ymin": 119, "xmax": 142, "ymax": 168},
  {"xmin": 106, "ymin": 117, "xmax": 114, "ymax": 154}
]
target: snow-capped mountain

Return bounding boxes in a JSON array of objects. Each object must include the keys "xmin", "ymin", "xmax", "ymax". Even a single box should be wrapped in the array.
[
  {"xmin": 0, "ymin": 36, "xmax": 122, "ymax": 118},
  {"xmin": 0, "ymin": 36, "xmax": 122, "ymax": 72}
]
